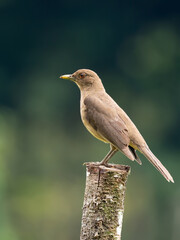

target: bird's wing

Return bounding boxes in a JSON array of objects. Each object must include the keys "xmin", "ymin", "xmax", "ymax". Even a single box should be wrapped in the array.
[{"xmin": 84, "ymin": 95, "xmax": 135, "ymax": 160}]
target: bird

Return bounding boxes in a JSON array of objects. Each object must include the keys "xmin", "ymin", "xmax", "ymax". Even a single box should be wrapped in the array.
[{"xmin": 60, "ymin": 69, "xmax": 174, "ymax": 183}]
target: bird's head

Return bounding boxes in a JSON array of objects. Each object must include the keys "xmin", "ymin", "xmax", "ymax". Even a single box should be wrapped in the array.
[{"xmin": 60, "ymin": 69, "xmax": 105, "ymax": 91}]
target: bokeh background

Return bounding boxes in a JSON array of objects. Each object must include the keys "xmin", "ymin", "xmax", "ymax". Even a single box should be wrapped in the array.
[{"xmin": 0, "ymin": 0, "xmax": 180, "ymax": 239}]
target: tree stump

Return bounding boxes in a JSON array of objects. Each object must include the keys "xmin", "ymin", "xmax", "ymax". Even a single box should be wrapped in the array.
[{"xmin": 80, "ymin": 162, "xmax": 131, "ymax": 240}]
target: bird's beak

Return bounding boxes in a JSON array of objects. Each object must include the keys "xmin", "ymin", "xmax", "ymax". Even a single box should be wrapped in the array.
[{"xmin": 59, "ymin": 74, "xmax": 75, "ymax": 81}]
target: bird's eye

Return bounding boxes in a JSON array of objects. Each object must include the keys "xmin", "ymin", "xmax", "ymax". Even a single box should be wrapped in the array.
[{"xmin": 79, "ymin": 72, "xmax": 86, "ymax": 79}]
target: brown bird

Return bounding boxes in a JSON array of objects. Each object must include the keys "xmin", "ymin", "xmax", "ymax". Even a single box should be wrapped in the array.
[{"xmin": 60, "ymin": 69, "xmax": 174, "ymax": 183}]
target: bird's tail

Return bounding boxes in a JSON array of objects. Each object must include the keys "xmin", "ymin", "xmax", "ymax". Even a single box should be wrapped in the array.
[{"xmin": 140, "ymin": 146, "xmax": 174, "ymax": 183}]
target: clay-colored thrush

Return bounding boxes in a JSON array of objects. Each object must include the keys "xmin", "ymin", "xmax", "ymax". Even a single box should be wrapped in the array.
[{"xmin": 60, "ymin": 69, "xmax": 174, "ymax": 183}]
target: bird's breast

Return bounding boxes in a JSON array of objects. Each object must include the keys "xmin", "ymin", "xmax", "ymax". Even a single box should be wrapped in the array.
[{"xmin": 80, "ymin": 104, "xmax": 108, "ymax": 143}]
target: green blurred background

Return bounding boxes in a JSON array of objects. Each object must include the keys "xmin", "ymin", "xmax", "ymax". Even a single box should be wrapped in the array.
[{"xmin": 0, "ymin": 0, "xmax": 180, "ymax": 239}]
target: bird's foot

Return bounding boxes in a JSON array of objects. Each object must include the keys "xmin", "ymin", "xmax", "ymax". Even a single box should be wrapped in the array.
[{"xmin": 98, "ymin": 160, "xmax": 109, "ymax": 167}]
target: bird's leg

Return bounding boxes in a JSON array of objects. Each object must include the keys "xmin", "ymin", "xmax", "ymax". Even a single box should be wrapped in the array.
[{"xmin": 100, "ymin": 145, "xmax": 118, "ymax": 166}]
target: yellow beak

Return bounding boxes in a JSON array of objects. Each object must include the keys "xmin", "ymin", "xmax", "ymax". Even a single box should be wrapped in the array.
[{"xmin": 59, "ymin": 74, "xmax": 75, "ymax": 81}]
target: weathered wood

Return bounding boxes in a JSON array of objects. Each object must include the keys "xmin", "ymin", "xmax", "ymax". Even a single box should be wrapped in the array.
[{"xmin": 80, "ymin": 162, "xmax": 131, "ymax": 240}]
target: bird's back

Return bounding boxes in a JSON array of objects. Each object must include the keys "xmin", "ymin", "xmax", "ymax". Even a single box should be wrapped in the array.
[{"xmin": 85, "ymin": 91, "xmax": 147, "ymax": 150}]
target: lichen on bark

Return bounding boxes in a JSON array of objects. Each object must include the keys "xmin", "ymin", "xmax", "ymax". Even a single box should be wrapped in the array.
[{"xmin": 80, "ymin": 162, "xmax": 130, "ymax": 240}]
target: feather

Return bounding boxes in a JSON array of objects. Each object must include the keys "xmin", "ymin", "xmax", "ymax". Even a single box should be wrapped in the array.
[{"xmin": 140, "ymin": 146, "xmax": 174, "ymax": 183}]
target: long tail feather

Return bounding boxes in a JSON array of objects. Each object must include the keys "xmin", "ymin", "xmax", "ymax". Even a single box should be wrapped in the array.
[{"xmin": 140, "ymin": 146, "xmax": 174, "ymax": 183}]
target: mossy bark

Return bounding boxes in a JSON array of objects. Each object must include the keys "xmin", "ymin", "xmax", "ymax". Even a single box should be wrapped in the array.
[{"xmin": 80, "ymin": 162, "xmax": 130, "ymax": 240}]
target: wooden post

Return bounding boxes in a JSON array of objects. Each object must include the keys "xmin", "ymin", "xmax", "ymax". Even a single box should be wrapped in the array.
[{"xmin": 80, "ymin": 162, "xmax": 131, "ymax": 240}]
